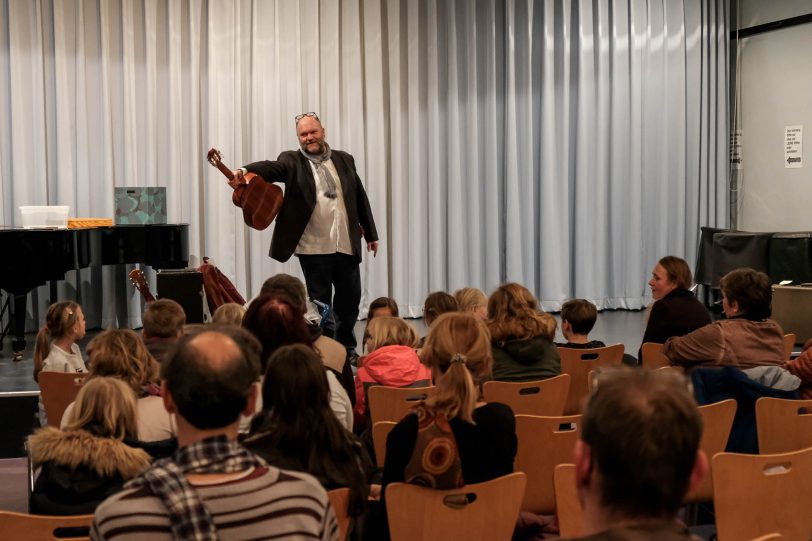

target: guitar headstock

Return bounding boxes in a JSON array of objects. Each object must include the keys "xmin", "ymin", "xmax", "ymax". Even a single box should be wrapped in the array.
[
  {"xmin": 207, "ymin": 148, "xmax": 223, "ymax": 167},
  {"xmin": 128, "ymin": 269, "xmax": 156, "ymax": 303}
]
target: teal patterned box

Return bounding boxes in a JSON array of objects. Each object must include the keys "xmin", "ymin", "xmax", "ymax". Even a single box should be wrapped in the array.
[{"xmin": 114, "ymin": 187, "xmax": 167, "ymax": 225}]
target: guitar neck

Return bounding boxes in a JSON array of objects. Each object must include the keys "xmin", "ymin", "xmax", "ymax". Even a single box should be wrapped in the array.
[{"xmin": 216, "ymin": 161, "xmax": 235, "ymax": 181}]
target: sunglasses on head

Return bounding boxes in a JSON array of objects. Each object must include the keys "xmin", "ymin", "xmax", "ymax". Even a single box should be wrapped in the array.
[{"xmin": 295, "ymin": 111, "xmax": 320, "ymax": 124}]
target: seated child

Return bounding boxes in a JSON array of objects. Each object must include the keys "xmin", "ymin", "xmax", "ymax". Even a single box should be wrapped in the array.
[
  {"xmin": 454, "ymin": 287, "xmax": 488, "ymax": 320},
  {"xmin": 554, "ymin": 299, "xmax": 605, "ymax": 349},
  {"xmin": 34, "ymin": 301, "xmax": 87, "ymax": 383},
  {"xmin": 141, "ymin": 298, "xmax": 186, "ymax": 364},
  {"xmin": 354, "ymin": 317, "xmax": 431, "ymax": 429}
]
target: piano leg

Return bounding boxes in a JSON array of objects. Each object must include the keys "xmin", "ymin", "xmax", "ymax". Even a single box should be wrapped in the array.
[{"xmin": 12, "ymin": 294, "xmax": 26, "ymax": 360}]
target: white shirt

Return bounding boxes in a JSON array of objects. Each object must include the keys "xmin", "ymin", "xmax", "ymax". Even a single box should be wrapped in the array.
[
  {"xmin": 41, "ymin": 343, "xmax": 86, "ymax": 374},
  {"xmin": 295, "ymin": 159, "xmax": 353, "ymax": 257}
]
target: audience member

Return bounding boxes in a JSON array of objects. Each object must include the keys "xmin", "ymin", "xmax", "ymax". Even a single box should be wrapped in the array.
[
  {"xmin": 260, "ymin": 273, "xmax": 349, "ymax": 376},
  {"xmin": 487, "ymin": 283, "xmax": 560, "ymax": 381},
  {"xmin": 663, "ymin": 268, "xmax": 785, "ymax": 369},
  {"xmin": 244, "ymin": 294, "xmax": 353, "ymax": 431},
  {"xmin": 641, "ymin": 256, "xmax": 711, "ymax": 363},
  {"xmin": 368, "ymin": 312, "xmax": 517, "ymax": 540},
  {"xmin": 29, "ymin": 377, "xmax": 151, "ymax": 516},
  {"xmin": 212, "ymin": 302, "xmax": 246, "ymax": 326},
  {"xmin": 61, "ymin": 329, "xmax": 174, "ymax": 442},
  {"xmin": 244, "ymin": 344, "xmax": 370, "ymax": 537},
  {"xmin": 141, "ymin": 299, "xmax": 186, "ymax": 364},
  {"xmin": 785, "ymin": 339, "xmax": 812, "ymax": 399},
  {"xmin": 91, "ymin": 330, "xmax": 338, "ymax": 541},
  {"xmin": 454, "ymin": 287, "xmax": 488, "ymax": 320},
  {"xmin": 555, "ymin": 299, "xmax": 604, "ymax": 349},
  {"xmin": 563, "ymin": 369, "xmax": 707, "ymax": 541},
  {"xmin": 367, "ymin": 296, "xmax": 400, "ymax": 319},
  {"xmin": 422, "ymin": 291, "xmax": 458, "ymax": 328},
  {"xmin": 354, "ymin": 316, "xmax": 431, "ymax": 427},
  {"xmin": 33, "ymin": 301, "xmax": 87, "ymax": 383}
]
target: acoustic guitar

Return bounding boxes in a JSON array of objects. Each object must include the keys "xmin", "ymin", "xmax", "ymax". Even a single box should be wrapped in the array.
[
  {"xmin": 207, "ymin": 148, "xmax": 283, "ymax": 231},
  {"xmin": 128, "ymin": 269, "xmax": 157, "ymax": 303}
]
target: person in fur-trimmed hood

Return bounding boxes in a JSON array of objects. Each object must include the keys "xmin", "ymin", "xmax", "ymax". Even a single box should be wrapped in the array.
[{"xmin": 28, "ymin": 377, "xmax": 151, "ymax": 515}]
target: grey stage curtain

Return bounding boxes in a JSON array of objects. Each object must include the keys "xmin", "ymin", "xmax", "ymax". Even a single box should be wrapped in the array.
[{"xmin": 0, "ymin": 0, "xmax": 727, "ymax": 330}]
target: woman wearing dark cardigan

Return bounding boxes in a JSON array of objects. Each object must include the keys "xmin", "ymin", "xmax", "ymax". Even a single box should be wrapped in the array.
[
  {"xmin": 365, "ymin": 312, "xmax": 517, "ymax": 540},
  {"xmin": 640, "ymin": 256, "xmax": 711, "ymax": 363},
  {"xmin": 243, "ymin": 344, "xmax": 371, "ymax": 539}
]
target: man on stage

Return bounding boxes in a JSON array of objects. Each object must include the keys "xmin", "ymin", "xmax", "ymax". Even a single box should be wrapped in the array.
[{"xmin": 230, "ymin": 112, "xmax": 378, "ymax": 358}]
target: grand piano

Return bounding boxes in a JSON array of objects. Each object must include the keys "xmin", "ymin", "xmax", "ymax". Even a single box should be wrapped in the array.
[{"xmin": 0, "ymin": 224, "xmax": 189, "ymax": 353}]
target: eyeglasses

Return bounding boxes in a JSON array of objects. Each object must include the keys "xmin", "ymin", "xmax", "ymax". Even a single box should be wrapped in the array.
[{"xmin": 295, "ymin": 111, "xmax": 320, "ymax": 124}]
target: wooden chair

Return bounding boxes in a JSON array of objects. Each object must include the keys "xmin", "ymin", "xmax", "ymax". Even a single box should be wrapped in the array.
[
  {"xmin": 0, "ymin": 511, "xmax": 92, "ymax": 540},
  {"xmin": 640, "ymin": 342, "xmax": 671, "ymax": 370},
  {"xmin": 38, "ymin": 372, "xmax": 87, "ymax": 427},
  {"xmin": 372, "ymin": 421, "xmax": 397, "ymax": 467},
  {"xmin": 514, "ymin": 414, "xmax": 582, "ymax": 514},
  {"xmin": 783, "ymin": 333, "xmax": 797, "ymax": 361},
  {"xmin": 749, "ymin": 535, "xmax": 785, "ymax": 541},
  {"xmin": 327, "ymin": 487, "xmax": 351, "ymax": 541},
  {"xmin": 553, "ymin": 463, "xmax": 582, "ymax": 538},
  {"xmin": 482, "ymin": 374, "xmax": 570, "ymax": 416},
  {"xmin": 685, "ymin": 399, "xmax": 737, "ymax": 503},
  {"xmin": 713, "ymin": 446, "xmax": 812, "ymax": 541},
  {"xmin": 367, "ymin": 386, "xmax": 435, "ymax": 426},
  {"xmin": 386, "ymin": 472, "xmax": 526, "ymax": 541},
  {"xmin": 559, "ymin": 345, "xmax": 624, "ymax": 414},
  {"xmin": 756, "ymin": 398, "xmax": 812, "ymax": 454}
]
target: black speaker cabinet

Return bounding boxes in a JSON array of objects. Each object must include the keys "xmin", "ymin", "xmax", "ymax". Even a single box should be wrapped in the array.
[{"xmin": 157, "ymin": 270, "xmax": 208, "ymax": 323}]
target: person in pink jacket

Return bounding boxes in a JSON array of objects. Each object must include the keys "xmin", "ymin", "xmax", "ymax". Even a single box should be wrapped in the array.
[{"xmin": 354, "ymin": 317, "xmax": 432, "ymax": 428}]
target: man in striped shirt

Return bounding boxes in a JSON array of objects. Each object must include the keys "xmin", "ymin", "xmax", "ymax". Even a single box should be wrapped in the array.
[{"xmin": 91, "ymin": 327, "xmax": 339, "ymax": 541}]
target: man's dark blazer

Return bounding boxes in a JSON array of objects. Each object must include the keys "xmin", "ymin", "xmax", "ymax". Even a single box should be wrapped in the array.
[{"xmin": 245, "ymin": 149, "xmax": 378, "ymax": 263}]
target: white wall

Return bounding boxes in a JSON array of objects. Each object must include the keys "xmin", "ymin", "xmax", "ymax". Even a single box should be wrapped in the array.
[{"xmin": 735, "ymin": 0, "xmax": 812, "ymax": 231}]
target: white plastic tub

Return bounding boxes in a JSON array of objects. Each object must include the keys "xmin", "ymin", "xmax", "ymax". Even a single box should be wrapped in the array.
[{"xmin": 20, "ymin": 206, "xmax": 70, "ymax": 229}]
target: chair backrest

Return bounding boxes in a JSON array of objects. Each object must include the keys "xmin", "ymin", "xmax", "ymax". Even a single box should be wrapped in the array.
[
  {"xmin": 327, "ymin": 488, "xmax": 351, "ymax": 541},
  {"xmin": 640, "ymin": 342, "xmax": 671, "ymax": 370},
  {"xmin": 386, "ymin": 472, "xmax": 526, "ymax": 541},
  {"xmin": 713, "ymin": 446, "xmax": 812, "ymax": 541},
  {"xmin": 482, "ymin": 375, "xmax": 570, "ymax": 416},
  {"xmin": 685, "ymin": 399, "xmax": 737, "ymax": 503},
  {"xmin": 514, "ymin": 414, "xmax": 582, "ymax": 514},
  {"xmin": 38, "ymin": 372, "xmax": 87, "ymax": 427},
  {"xmin": 756, "ymin": 398, "xmax": 812, "ymax": 454},
  {"xmin": 0, "ymin": 511, "xmax": 92, "ymax": 540},
  {"xmin": 372, "ymin": 421, "xmax": 397, "ymax": 467},
  {"xmin": 553, "ymin": 464, "xmax": 582, "ymax": 538},
  {"xmin": 783, "ymin": 333, "xmax": 796, "ymax": 361},
  {"xmin": 559, "ymin": 345, "xmax": 624, "ymax": 414},
  {"xmin": 368, "ymin": 385, "xmax": 436, "ymax": 425}
]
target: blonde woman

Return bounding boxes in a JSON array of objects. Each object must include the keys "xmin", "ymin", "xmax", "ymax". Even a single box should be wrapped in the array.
[
  {"xmin": 453, "ymin": 287, "xmax": 488, "ymax": 320},
  {"xmin": 61, "ymin": 329, "xmax": 175, "ymax": 442},
  {"xmin": 354, "ymin": 317, "xmax": 432, "ymax": 426},
  {"xmin": 369, "ymin": 313, "xmax": 517, "ymax": 540},
  {"xmin": 487, "ymin": 282, "xmax": 561, "ymax": 381},
  {"xmin": 28, "ymin": 377, "xmax": 151, "ymax": 515}
]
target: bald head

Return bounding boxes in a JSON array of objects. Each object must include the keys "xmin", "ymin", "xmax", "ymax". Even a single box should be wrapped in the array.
[{"xmin": 162, "ymin": 329, "xmax": 260, "ymax": 430}]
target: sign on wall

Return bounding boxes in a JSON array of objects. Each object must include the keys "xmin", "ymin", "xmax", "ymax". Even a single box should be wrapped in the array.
[{"xmin": 785, "ymin": 125, "xmax": 803, "ymax": 168}]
